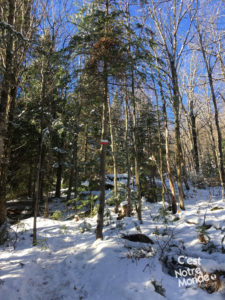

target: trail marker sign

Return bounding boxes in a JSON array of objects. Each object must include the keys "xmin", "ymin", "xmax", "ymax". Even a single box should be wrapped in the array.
[{"xmin": 100, "ymin": 139, "xmax": 109, "ymax": 145}]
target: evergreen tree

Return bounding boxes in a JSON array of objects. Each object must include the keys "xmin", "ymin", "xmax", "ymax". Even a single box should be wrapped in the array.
[
  {"xmin": 69, "ymin": 0, "xmax": 129, "ymax": 239},
  {"xmin": 0, "ymin": 0, "xmax": 34, "ymax": 239}
]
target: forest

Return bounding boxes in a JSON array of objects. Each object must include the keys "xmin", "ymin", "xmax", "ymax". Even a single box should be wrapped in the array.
[{"xmin": 0, "ymin": 0, "xmax": 225, "ymax": 299}]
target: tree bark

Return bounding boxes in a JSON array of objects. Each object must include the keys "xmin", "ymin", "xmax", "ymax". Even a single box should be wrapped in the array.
[
  {"xmin": 67, "ymin": 133, "xmax": 78, "ymax": 200},
  {"xmin": 170, "ymin": 57, "xmax": 185, "ymax": 210},
  {"xmin": 0, "ymin": 0, "xmax": 15, "ymax": 227},
  {"xmin": 198, "ymin": 30, "xmax": 225, "ymax": 200},
  {"xmin": 206, "ymin": 97, "xmax": 219, "ymax": 170},
  {"xmin": 55, "ymin": 154, "xmax": 62, "ymax": 198},
  {"xmin": 190, "ymin": 100, "xmax": 200, "ymax": 174},
  {"xmin": 83, "ymin": 124, "xmax": 88, "ymax": 179},
  {"xmin": 33, "ymin": 66, "xmax": 46, "ymax": 245},
  {"xmin": 96, "ymin": 0, "xmax": 110, "ymax": 239},
  {"xmin": 124, "ymin": 81, "xmax": 132, "ymax": 216},
  {"xmin": 131, "ymin": 70, "xmax": 142, "ymax": 223},
  {"xmin": 208, "ymin": 72, "xmax": 225, "ymax": 199},
  {"xmin": 160, "ymin": 82, "xmax": 177, "ymax": 214},
  {"xmin": 108, "ymin": 94, "xmax": 118, "ymax": 198},
  {"xmin": 152, "ymin": 76, "xmax": 166, "ymax": 208},
  {"xmin": 28, "ymin": 163, "xmax": 34, "ymax": 198},
  {"xmin": 96, "ymin": 62, "xmax": 108, "ymax": 239}
]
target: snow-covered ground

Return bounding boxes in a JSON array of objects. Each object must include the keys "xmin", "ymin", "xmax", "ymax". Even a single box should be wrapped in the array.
[{"xmin": 1, "ymin": 185, "xmax": 225, "ymax": 299}]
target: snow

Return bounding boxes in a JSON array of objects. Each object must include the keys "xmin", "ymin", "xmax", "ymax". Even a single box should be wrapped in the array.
[
  {"xmin": 120, "ymin": 201, "xmax": 128, "ymax": 206},
  {"xmin": 52, "ymin": 147, "xmax": 67, "ymax": 154},
  {"xmin": 81, "ymin": 180, "xmax": 90, "ymax": 187},
  {"xmin": 1, "ymin": 183, "xmax": 225, "ymax": 299}
]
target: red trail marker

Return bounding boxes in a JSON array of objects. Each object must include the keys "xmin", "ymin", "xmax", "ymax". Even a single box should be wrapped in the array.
[{"xmin": 100, "ymin": 139, "xmax": 109, "ymax": 145}]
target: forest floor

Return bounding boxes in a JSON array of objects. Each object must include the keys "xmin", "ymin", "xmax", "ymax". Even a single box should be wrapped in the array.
[{"xmin": 1, "ymin": 182, "xmax": 225, "ymax": 299}]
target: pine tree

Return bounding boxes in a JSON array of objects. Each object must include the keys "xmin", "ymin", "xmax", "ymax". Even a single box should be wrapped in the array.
[
  {"xmin": 0, "ymin": 0, "xmax": 34, "ymax": 239},
  {"xmin": 69, "ymin": 0, "xmax": 129, "ymax": 239}
]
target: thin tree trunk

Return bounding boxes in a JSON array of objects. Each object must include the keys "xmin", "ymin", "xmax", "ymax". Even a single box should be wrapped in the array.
[
  {"xmin": 181, "ymin": 100, "xmax": 199, "ymax": 175},
  {"xmin": 55, "ymin": 153, "xmax": 62, "ymax": 198},
  {"xmin": 83, "ymin": 124, "xmax": 88, "ymax": 179},
  {"xmin": 190, "ymin": 100, "xmax": 200, "ymax": 174},
  {"xmin": 181, "ymin": 151, "xmax": 190, "ymax": 191},
  {"xmin": 96, "ymin": 63, "xmax": 108, "ymax": 239},
  {"xmin": 124, "ymin": 0, "xmax": 141, "ymax": 221},
  {"xmin": 44, "ymin": 149, "xmax": 52, "ymax": 218},
  {"xmin": 33, "ymin": 66, "xmax": 46, "ymax": 246},
  {"xmin": 0, "ymin": 161, "xmax": 8, "ymax": 228},
  {"xmin": 96, "ymin": 0, "xmax": 109, "ymax": 239},
  {"xmin": 33, "ymin": 138, "xmax": 44, "ymax": 245},
  {"xmin": 0, "ymin": 0, "xmax": 15, "ymax": 228},
  {"xmin": 0, "ymin": 80, "xmax": 17, "ymax": 241},
  {"xmin": 208, "ymin": 72, "xmax": 225, "ymax": 200},
  {"xmin": 44, "ymin": 192, "xmax": 49, "ymax": 218},
  {"xmin": 108, "ymin": 95, "xmax": 118, "ymax": 199},
  {"xmin": 124, "ymin": 81, "xmax": 132, "ymax": 216},
  {"xmin": 44, "ymin": 169, "xmax": 49, "ymax": 218},
  {"xmin": 170, "ymin": 58, "xmax": 185, "ymax": 210},
  {"xmin": 131, "ymin": 70, "xmax": 142, "ymax": 223},
  {"xmin": 28, "ymin": 163, "xmax": 34, "ymax": 198},
  {"xmin": 67, "ymin": 133, "xmax": 78, "ymax": 200},
  {"xmin": 160, "ymin": 81, "xmax": 177, "ymax": 214},
  {"xmin": 152, "ymin": 76, "xmax": 166, "ymax": 208},
  {"xmin": 44, "ymin": 159, "xmax": 50, "ymax": 218},
  {"xmin": 198, "ymin": 30, "xmax": 225, "ymax": 200},
  {"xmin": 39, "ymin": 147, "xmax": 46, "ymax": 203},
  {"xmin": 181, "ymin": 74, "xmax": 200, "ymax": 175}
]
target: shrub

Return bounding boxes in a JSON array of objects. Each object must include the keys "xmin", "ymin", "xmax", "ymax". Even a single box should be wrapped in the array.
[
  {"xmin": 36, "ymin": 238, "xmax": 49, "ymax": 250},
  {"xmin": 151, "ymin": 280, "xmax": 166, "ymax": 297},
  {"xmin": 0, "ymin": 224, "xmax": 8, "ymax": 245},
  {"xmin": 50, "ymin": 210, "xmax": 63, "ymax": 220},
  {"xmin": 90, "ymin": 204, "xmax": 99, "ymax": 218},
  {"xmin": 79, "ymin": 221, "xmax": 92, "ymax": 233}
]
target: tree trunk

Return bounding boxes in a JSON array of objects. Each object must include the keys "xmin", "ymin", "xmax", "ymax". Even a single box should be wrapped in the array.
[
  {"xmin": 28, "ymin": 163, "xmax": 34, "ymax": 198},
  {"xmin": 198, "ymin": 30, "xmax": 225, "ymax": 200},
  {"xmin": 160, "ymin": 82, "xmax": 177, "ymax": 214},
  {"xmin": 152, "ymin": 76, "xmax": 166, "ymax": 208},
  {"xmin": 208, "ymin": 71, "xmax": 225, "ymax": 199},
  {"xmin": 83, "ymin": 124, "xmax": 88, "ymax": 179},
  {"xmin": 190, "ymin": 100, "xmax": 200, "ymax": 174},
  {"xmin": 43, "ymin": 159, "xmax": 50, "ymax": 218},
  {"xmin": 33, "ymin": 138, "xmax": 44, "ymax": 245},
  {"xmin": 0, "ymin": 79, "xmax": 17, "ymax": 235},
  {"xmin": 55, "ymin": 153, "xmax": 62, "ymax": 198},
  {"xmin": 181, "ymin": 151, "xmax": 190, "ymax": 191},
  {"xmin": 96, "ymin": 62, "xmax": 108, "ymax": 239},
  {"xmin": 67, "ymin": 133, "xmax": 78, "ymax": 200},
  {"xmin": 44, "ymin": 159, "xmax": 50, "ymax": 218},
  {"xmin": 44, "ymin": 192, "xmax": 49, "ymax": 218},
  {"xmin": 124, "ymin": 82, "xmax": 132, "ymax": 216},
  {"xmin": 130, "ymin": 69, "xmax": 142, "ymax": 222},
  {"xmin": 181, "ymin": 86, "xmax": 200, "ymax": 175},
  {"xmin": 108, "ymin": 95, "xmax": 118, "ymax": 198},
  {"xmin": 170, "ymin": 58, "xmax": 185, "ymax": 210},
  {"xmin": 33, "ymin": 66, "xmax": 46, "ymax": 246},
  {"xmin": 0, "ymin": 0, "xmax": 15, "ymax": 227},
  {"xmin": 96, "ymin": 0, "xmax": 110, "ymax": 239},
  {"xmin": 0, "ymin": 163, "xmax": 7, "ymax": 228}
]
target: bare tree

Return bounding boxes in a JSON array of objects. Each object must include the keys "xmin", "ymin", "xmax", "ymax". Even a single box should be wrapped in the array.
[
  {"xmin": 146, "ymin": 0, "xmax": 198, "ymax": 209},
  {"xmin": 180, "ymin": 52, "xmax": 200, "ymax": 175},
  {"xmin": 196, "ymin": 20, "xmax": 225, "ymax": 200}
]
